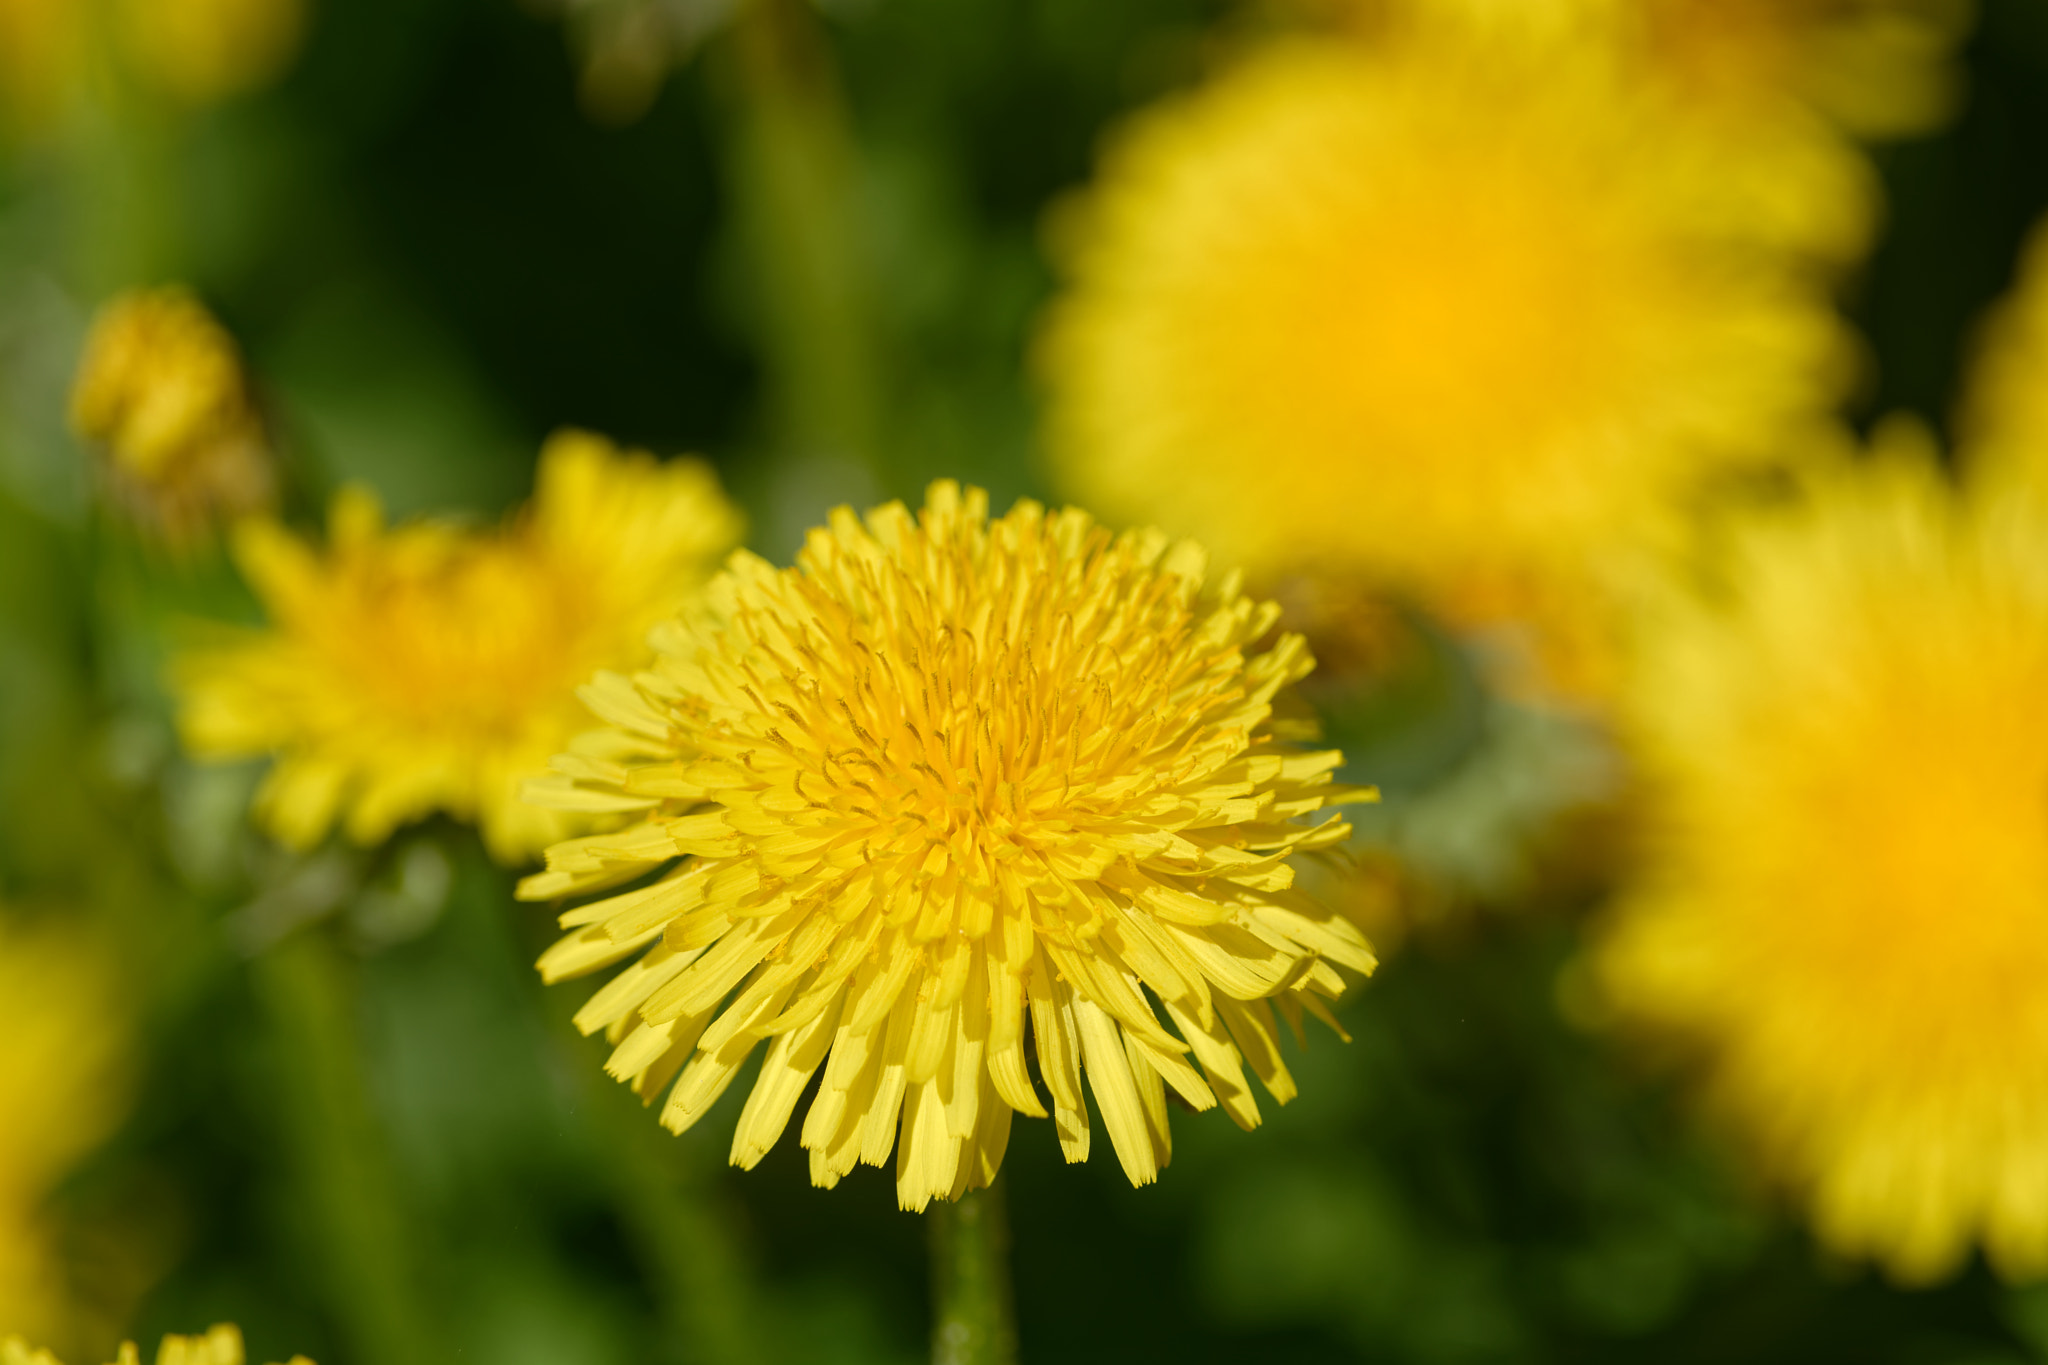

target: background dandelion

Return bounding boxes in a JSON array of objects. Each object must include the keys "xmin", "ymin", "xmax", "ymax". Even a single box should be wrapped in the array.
[
  {"xmin": 1590, "ymin": 436, "xmax": 2048, "ymax": 1285},
  {"xmin": 1036, "ymin": 34, "xmax": 1853, "ymax": 704},
  {"xmin": 172, "ymin": 430, "xmax": 741, "ymax": 862}
]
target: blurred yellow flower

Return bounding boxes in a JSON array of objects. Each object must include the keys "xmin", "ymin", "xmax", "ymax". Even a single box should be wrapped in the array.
[
  {"xmin": 521, "ymin": 483, "xmax": 1375, "ymax": 1211},
  {"xmin": 1039, "ymin": 40, "xmax": 1852, "ymax": 697},
  {"xmin": 70, "ymin": 287, "xmax": 276, "ymax": 546},
  {"xmin": 0, "ymin": 921, "xmax": 131, "ymax": 1343},
  {"xmin": 115, "ymin": 0, "xmax": 307, "ymax": 105},
  {"xmin": 174, "ymin": 430, "xmax": 743, "ymax": 864},
  {"xmin": 0, "ymin": 0, "xmax": 81, "ymax": 135},
  {"xmin": 1961, "ymin": 219, "xmax": 2048, "ymax": 498},
  {"xmin": 3, "ymin": 1324, "xmax": 313, "ymax": 1365},
  {"xmin": 1321, "ymin": 0, "xmax": 1971, "ymax": 138},
  {"xmin": 0, "ymin": 0, "xmax": 305, "ymax": 137},
  {"xmin": 1592, "ymin": 438, "xmax": 2048, "ymax": 1283}
]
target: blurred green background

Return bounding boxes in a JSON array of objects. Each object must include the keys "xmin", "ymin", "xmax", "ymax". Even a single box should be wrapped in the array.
[{"xmin": 8, "ymin": 0, "xmax": 2048, "ymax": 1362}]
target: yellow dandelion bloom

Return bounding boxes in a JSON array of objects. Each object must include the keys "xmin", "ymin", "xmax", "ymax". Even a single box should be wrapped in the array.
[
  {"xmin": 174, "ymin": 429, "xmax": 743, "ymax": 863},
  {"xmin": 1960, "ymin": 218, "xmax": 2048, "ymax": 499},
  {"xmin": 70, "ymin": 287, "xmax": 276, "ymax": 546},
  {"xmin": 520, "ymin": 483, "xmax": 1376, "ymax": 1211},
  {"xmin": 1038, "ymin": 41, "xmax": 1852, "ymax": 695},
  {"xmin": 2, "ymin": 1324, "xmax": 312, "ymax": 1365},
  {"xmin": 0, "ymin": 921, "xmax": 130, "ymax": 1341},
  {"xmin": 1322, "ymin": 0, "xmax": 1970, "ymax": 138},
  {"xmin": 113, "ymin": 0, "xmax": 307, "ymax": 104},
  {"xmin": 1592, "ymin": 438, "xmax": 2048, "ymax": 1283}
]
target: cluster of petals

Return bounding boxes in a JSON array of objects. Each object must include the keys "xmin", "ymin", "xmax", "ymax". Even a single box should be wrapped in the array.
[
  {"xmin": 523, "ymin": 483, "xmax": 1376, "ymax": 1210},
  {"xmin": 174, "ymin": 429, "xmax": 742, "ymax": 862}
]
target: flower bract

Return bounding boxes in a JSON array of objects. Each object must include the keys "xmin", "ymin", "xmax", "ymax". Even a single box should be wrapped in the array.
[{"xmin": 521, "ymin": 482, "xmax": 1376, "ymax": 1210}]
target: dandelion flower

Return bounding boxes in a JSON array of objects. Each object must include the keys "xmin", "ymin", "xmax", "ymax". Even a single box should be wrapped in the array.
[
  {"xmin": 1039, "ymin": 41, "xmax": 1851, "ymax": 695},
  {"xmin": 0, "ymin": 921, "xmax": 130, "ymax": 1341},
  {"xmin": 1592, "ymin": 438, "xmax": 2048, "ymax": 1282},
  {"xmin": 70, "ymin": 287, "xmax": 277, "ymax": 546},
  {"xmin": 3, "ymin": 1324, "xmax": 313, "ymax": 1365},
  {"xmin": 174, "ymin": 430, "xmax": 743, "ymax": 863},
  {"xmin": 521, "ymin": 483, "xmax": 1376, "ymax": 1210}
]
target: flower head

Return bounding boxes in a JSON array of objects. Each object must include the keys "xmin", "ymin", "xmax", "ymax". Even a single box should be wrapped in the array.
[
  {"xmin": 3, "ymin": 1325, "xmax": 313, "ymax": 1365},
  {"xmin": 174, "ymin": 430, "xmax": 743, "ymax": 863},
  {"xmin": 70, "ymin": 287, "xmax": 276, "ymax": 545},
  {"xmin": 521, "ymin": 483, "xmax": 1375, "ymax": 1210},
  {"xmin": 1592, "ymin": 438, "xmax": 2048, "ymax": 1282},
  {"xmin": 1038, "ymin": 40, "xmax": 1851, "ymax": 696}
]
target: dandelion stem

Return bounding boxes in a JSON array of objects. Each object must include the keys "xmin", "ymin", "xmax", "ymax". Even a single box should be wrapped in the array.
[
  {"xmin": 508, "ymin": 883, "xmax": 765, "ymax": 1365},
  {"xmin": 721, "ymin": 0, "xmax": 889, "ymax": 494},
  {"xmin": 255, "ymin": 930, "xmax": 442, "ymax": 1365},
  {"xmin": 929, "ymin": 1180, "xmax": 1017, "ymax": 1365}
]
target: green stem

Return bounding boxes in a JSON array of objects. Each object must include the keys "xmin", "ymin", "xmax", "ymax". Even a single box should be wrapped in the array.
[
  {"xmin": 254, "ymin": 931, "xmax": 441, "ymax": 1365},
  {"xmin": 511, "ymin": 895, "xmax": 764, "ymax": 1365},
  {"xmin": 721, "ymin": 0, "xmax": 889, "ymax": 493},
  {"xmin": 929, "ymin": 1181, "xmax": 1018, "ymax": 1365}
]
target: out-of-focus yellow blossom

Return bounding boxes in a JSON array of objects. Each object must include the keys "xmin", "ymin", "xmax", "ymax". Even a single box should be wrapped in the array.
[
  {"xmin": 1960, "ymin": 219, "xmax": 2048, "ymax": 499},
  {"xmin": 2, "ymin": 1324, "xmax": 313, "ymax": 1365},
  {"xmin": 0, "ymin": 0, "xmax": 81, "ymax": 135},
  {"xmin": 521, "ymin": 483, "xmax": 1376, "ymax": 1211},
  {"xmin": 0, "ymin": 922, "xmax": 131, "ymax": 1343},
  {"xmin": 1592, "ymin": 436, "xmax": 2048, "ymax": 1283},
  {"xmin": 70, "ymin": 287, "xmax": 276, "ymax": 546},
  {"xmin": 1316, "ymin": 0, "xmax": 1971, "ymax": 139},
  {"xmin": 1039, "ymin": 39, "xmax": 1852, "ymax": 701},
  {"xmin": 174, "ymin": 430, "xmax": 744, "ymax": 864},
  {"xmin": 0, "ymin": 0, "xmax": 305, "ymax": 138},
  {"xmin": 114, "ymin": 0, "xmax": 307, "ymax": 105}
]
